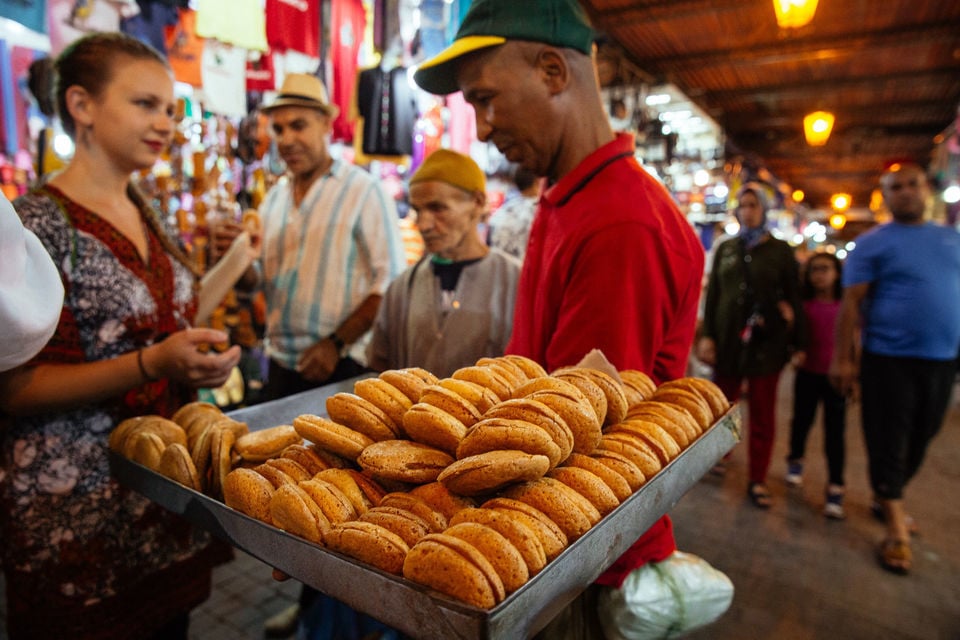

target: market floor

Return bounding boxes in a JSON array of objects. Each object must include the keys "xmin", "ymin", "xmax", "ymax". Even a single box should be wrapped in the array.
[{"xmin": 0, "ymin": 368, "xmax": 957, "ymax": 639}]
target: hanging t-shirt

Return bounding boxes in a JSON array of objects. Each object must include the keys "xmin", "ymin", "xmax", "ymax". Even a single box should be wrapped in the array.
[
  {"xmin": 265, "ymin": 0, "xmax": 320, "ymax": 57},
  {"xmin": 330, "ymin": 0, "xmax": 365, "ymax": 142},
  {"xmin": 0, "ymin": 0, "xmax": 46, "ymax": 34},
  {"xmin": 195, "ymin": 0, "xmax": 267, "ymax": 52},
  {"xmin": 357, "ymin": 66, "xmax": 417, "ymax": 156},
  {"xmin": 120, "ymin": 1, "xmax": 180, "ymax": 55},
  {"xmin": 165, "ymin": 8, "xmax": 204, "ymax": 87},
  {"xmin": 246, "ymin": 50, "xmax": 276, "ymax": 93},
  {"xmin": 200, "ymin": 41, "xmax": 247, "ymax": 118},
  {"xmin": 47, "ymin": 0, "xmax": 124, "ymax": 56}
]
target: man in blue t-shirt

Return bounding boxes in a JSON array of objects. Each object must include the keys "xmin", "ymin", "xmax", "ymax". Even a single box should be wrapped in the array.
[{"xmin": 831, "ymin": 162, "xmax": 960, "ymax": 575}]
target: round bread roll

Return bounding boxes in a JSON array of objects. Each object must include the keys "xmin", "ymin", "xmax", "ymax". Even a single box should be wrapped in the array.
[
  {"xmin": 589, "ymin": 450, "xmax": 647, "ymax": 492},
  {"xmin": 618, "ymin": 370, "xmax": 657, "ymax": 399},
  {"xmin": 326, "ymin": 391, "xmax": 399, "ymax": 441},
  {"xmin": 403, "ymin": 367, "xmax": 440, "ymax": 386},
  {"xmin": 113, "ymin": 415, "xmax": 188, "ymax": 456},
  {"xmin": 292, "ymin": 414, "xmax": 374, "ymax": 461},
  {"xmin": 324, "ymin": 520, "xmax": 410, "ymax": 575},
  {"xmin": 359, "ymin": 506, "xmax": 431, "ymax": 547},
  {"xmin": 358, "ymin": 440, "xmax": 454, "ymax": 484},
  {"xmin": 526, "ymin": 390, "xmax": 601, "ymax": 455},
  {"xmin": 627, "ymin": 401, "xmax": 699, "ymax": 444},
  {"xmin": 299, "ymin": 478, "xmax": 358, "ymax": 524},
  {"xmin": 128, "ymin": 431, "xmax": 166, "ymax": 470},
  {"xmin": 610, "ymin": 420, "xmax": 681, "ymax": 463},
  {"xmin": 456, "ymin": 418, "xmax": 563, "ymax": 469},
  {"xmin": 109, "ymin": 416, "xmax": 148, "ymax": 453},
  {"xmin": 263, "ymin": 457, "xmax": 312, "ymax": 483},
  {"xmin": 449, "ymin": 507, "xmax": 547, "ymax": 576},
  {"xmin": 378, "ymin": 492, "xmax": 448, "ymax": 533},
  {"xmin": 481, "ymin": 497, "xmax": 569, "ymax": 561},
  {"xmin": 438, "ymin": 378, "xmax": 500, "ymax": 415},
  {"xmin": 548, "ymin": 466, "xmax": 620, "ymax": 516},
  {"xmin": 420, "ymin": 385, "xmax": 483, "ymax": 428},
  {"xmin": 409, "ymin": 482, "xmax": 477, "ymax": 520},
  {"xmin": 157, "ymin": 442, "xmax": 202, "ymax": 491},
  {"xmin": 344, "ymin": 469, "xmax": 388, "ymax": 506},
  {"xmin": 678, "ymin": 377, "xmax": 731, "ymax": 421},
  {"xmin": 315, "ymin": 468, "xmax": 375, "ymax": 515},
  {"xmin": 484, "ymin": 398, "xmax": 574, "ymax": 463},
  {"xmin": 475, "ymin": 357, "xmax": 527, "ymax": 390},
  {"xmin": 438, "ymin": 450, "xmax": 551, "ymax": 497},
  {"xmin": 552, "ymin": 369, "xmax": 608, "ymax": 426},
  {"xmin": 403, "ymin": 533, "xmax": 505, "ymax": 608},
  {"xmin": 512, "ymin": 375, "xmax": 586, "ymax": 404},
  {"xmin": 354, "ymin": 377, "xmax": 413, "ymax": 432},
  {"xmin": 579, "ymin": 368, "xmax": 629, "ymax": 426},
  {"xmin": 651, "ymin": 387, "xmax": 713, "ymax": 431},
  {"xmin": 502, "ymin": 479, "xmax": 595, "ymax": 541},
  {"xmin": 597, "ymin": 434, "xmax": 663, "ymax": 479},
  {"xmin": 538, "ymin": 476, "xmax": 603, "ymax": 526},
  {"xmin": 451, "ymin": 365, "xmax": 513, "ymax": 402},
  {"xmin": 563, "ymin": 453, "xmax": 633, "ymax": 502},
  {"xmin": 184, "ymin": 412, "xmax": 233, "ymax": 449},
  {"xmin": 444, "ymin": 522, "xmax": 529, "ymax": 594},
  {"xmin": 234, "ymin": 424, "xmax": 302, "ymax": 463},
  {"xmin": 170, "ymin": 401, "xmax": 221, "ymax": 430},
  {"xmin": 379, "ymin": 369, "xmax": 430, "ymax": 404},
  {"xmin": 280, "ymin": 443, "xmax": 335, "ymax": 475},
  {"xmin": 269, "ymin": 482, "xmax": 332, "ymax": 543},
  {"xmin": 223, "ymin": 467, "xmax": 276, "ymax": 522},
  {"xmin": 253, "ymin": 462, "xmax": 299, "ymax": 489},
  {"xmin": 189, "ymin": 424, "xmax": 216, "ymax": 487},
  {"xmin": 210, "ymin": 426, "xmax": 236, "ymax": 499},
  {"xmin": 501, "ymin": 354, "xmax": 548, "ymax": 379},
  {"xmin": 401, "ymin": 402, "xmax": 467, "ymax": 455}
]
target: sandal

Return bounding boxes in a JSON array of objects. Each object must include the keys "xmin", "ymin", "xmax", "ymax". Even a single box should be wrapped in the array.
[
  {"xmin": 870, "ymin": 500, "xmax": 920, "ymax": 536},
  {"xmin": 877, "ymin": 538, "xmax": 911, "ymax": 575},
  {"xmin": 748, "ymin": 483, "xmax": 772, "ymax": 509}
]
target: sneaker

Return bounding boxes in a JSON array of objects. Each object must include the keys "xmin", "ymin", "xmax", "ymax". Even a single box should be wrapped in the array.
[
  {"xmin": 264, "ymin": 603, "xmax": 300, "ymax": 639},
  {"xmin": 784, "ymin": 460, "xmax": 803, "ymax": 487},
  {"xmin": 824, "ymin": 485, "xmax": 846, "ymax": 520}
]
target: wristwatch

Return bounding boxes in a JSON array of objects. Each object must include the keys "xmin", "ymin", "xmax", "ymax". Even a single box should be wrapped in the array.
[{"xmin": 326, "ymin": 332, "xmax": 346, "ymax": 351}]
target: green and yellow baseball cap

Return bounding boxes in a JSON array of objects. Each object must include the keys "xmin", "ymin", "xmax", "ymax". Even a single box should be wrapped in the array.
[{"xmin": 413, "ymin": 0, "xmax": 595, "ymax": 96}]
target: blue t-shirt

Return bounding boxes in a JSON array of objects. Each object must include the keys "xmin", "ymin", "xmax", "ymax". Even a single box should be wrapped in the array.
[{"xmin": 844, "ymin": 221, "xmax": 960, "ymax": 360}]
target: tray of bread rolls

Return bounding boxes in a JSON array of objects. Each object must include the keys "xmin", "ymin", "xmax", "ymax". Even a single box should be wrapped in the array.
[{"xmin": 109, "ymin": 356, "xmax": 740, "ymax": 639}]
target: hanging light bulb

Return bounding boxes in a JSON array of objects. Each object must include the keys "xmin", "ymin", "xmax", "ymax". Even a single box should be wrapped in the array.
[
  {"xmin": 804, "ymin": 111, "xmax": 834, "ymax": 146},
  {"xmin": 773, "ymin": 0, "xmax": 819, "ymax": 28},
  {"xmin": 830, "ymin": 193, "xmax": 851, "ymax": 212}
]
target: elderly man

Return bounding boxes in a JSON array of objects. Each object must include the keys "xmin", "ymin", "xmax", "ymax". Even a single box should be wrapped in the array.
[
  {"xmin": 414, "ymin": 0, "xmax": 705, "ymax": 635},
  {"xmin": 368, "ymin": 148, "xmax": 521, "ymax": 378},
  {"xmin": 831, "ymin": 162, "xmax": 960, "ymax": 574}
]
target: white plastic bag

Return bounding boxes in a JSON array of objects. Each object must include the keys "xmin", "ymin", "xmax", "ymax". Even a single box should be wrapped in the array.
[{"xmin": 597, "ymin": 551, "xmax": 734, "ymax": 640}]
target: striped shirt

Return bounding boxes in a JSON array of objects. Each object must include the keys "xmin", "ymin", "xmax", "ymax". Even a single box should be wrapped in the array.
[{"xmin": 259, "ymin": 160, "xmax": 405, "ymax": 368}]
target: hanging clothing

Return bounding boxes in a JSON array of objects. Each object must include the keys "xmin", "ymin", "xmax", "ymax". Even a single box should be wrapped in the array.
[
  {"xmin": 330, "ymin": 0, "xmax": 365, "ymax": 142},
  {"xmin": 165, "ymin": 8, "xmax": 205, "ymax": 87},
  {"xmin": 195, "ymin": 0, "xmax": 267, "ymax": 51},
  {"xmin": 265, "ymin": 0, "xmax": 320, "ymax": 57},
  {"xmin": 357, "ymin": 65, "xmax": 417, "ymax": 157}
]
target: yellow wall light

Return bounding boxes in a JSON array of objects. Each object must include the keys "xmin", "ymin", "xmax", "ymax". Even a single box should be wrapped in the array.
[
  {"xmin": 830, "ymin": 193, "xmax": 851, "ymax": 212},
  {"xmin": 828, "ymin": 213, "xmax": 847, "ymax": 230},
  {"xmin": 804, "ymin": 110, "xmax": 835, "ymax": 146},
  {"xmin": 774, "ymin": 0, "xmax": 819, "ymax": 28}
]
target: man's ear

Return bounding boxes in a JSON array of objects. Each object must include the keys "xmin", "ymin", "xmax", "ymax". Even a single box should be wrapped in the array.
[
  {"xmin": 64, "ymin": 85, "xmax": 94, "ymax": 130},
  {"xmin": 536, "ymin": 47, "xmax": 569, "ymax": 95}
]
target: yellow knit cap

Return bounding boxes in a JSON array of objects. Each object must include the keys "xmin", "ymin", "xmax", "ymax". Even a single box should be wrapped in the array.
[{"xmin": 410, "ymin": 149, "xmax": 486, "ymax": 194}]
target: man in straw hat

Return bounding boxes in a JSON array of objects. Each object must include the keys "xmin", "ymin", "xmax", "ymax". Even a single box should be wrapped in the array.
[
  {"xmin": 414, "ymin": 0, "xmax": 706, "ymax": 635},
  {"xmin": 368, "ymin": 148, "xmax": 521, "ymax": 377},
  {"xmin": 222, "ymin": 73, "xmax": 405, "ymax": 636}
]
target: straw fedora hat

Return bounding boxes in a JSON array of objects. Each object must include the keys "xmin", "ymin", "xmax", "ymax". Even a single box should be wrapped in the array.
[{"xmin": 262, "ymin": 73, "xmax": 340, "ymax": 118}]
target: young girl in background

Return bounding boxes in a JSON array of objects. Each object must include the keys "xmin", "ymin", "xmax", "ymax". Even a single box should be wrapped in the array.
[{"xmin": 785, "ymin": 252, "xmax": 848, "ymax": 518}]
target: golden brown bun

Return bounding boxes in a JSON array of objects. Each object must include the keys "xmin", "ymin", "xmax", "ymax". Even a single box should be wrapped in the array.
[
  {"xmin": 280, "ymin": 443, "xmax": 335, "ymax": 475},
  {"xmin": 626, "ymin": 401, "xmax": 699, "ymax": 445},
  {"xmin": 310, "ymin": 445, "xmax": 351, "ymax": 470},
  {"xmin": 610, "ymin": 420, "xmax": 681, "ymax": 464},
  {"xmin": 170, "ymin": 401, "xmax": 222, "ymax": 430},
  {"xmin": 314, "ymin": 468, "xmax": 375, "ymax": 515},
  {"xmin": 379, "ymin": 369, "xmax": 430, "ymax": 403},
  {"xmin": 324, "ymin": 521, "xmax": 410, "ymax": 575},
  {"xmin": 157, "ymin": 442, "xmax": 202, "ymax": 491},
  {"xmin": 684, "ymin": 377, "xmax": 731, "ymax": 420},
  {"xmin": 597, "ymin": 434, "xmax": 663, "ymax": 479},
  {"xmin": 551, "ymin": 369, "xmax": 608, "ymax": 426},
  {"xmin": 223, "ymin": 467, "xmax": 276, "ymax": 522},
  {"xmin": 539, "ymin": 476, "xmax": 603, "ymax": 525},
  {"xmin": 589, "ymin": 450, "xmax": 646, "ymax": 492},
  {"xmin": 128, "ymin": 431, "xmax": 166, "ymax": 470},
  {"xmin": 358, "ymin": 440, "xmax": 454, "ymax": 484},
  {"xmin": 438, "ymin": 450, "xmax": 551, "ymax": 497},
  {"xmin": 619, "ymin": 370, "xmax": 657, "ymax": 398},
  {"xmin": 438, "ymin": 378, "xmax": 501, "ymax": 415},
  {"xmin": 548, "ymin": 466, "xmax": 620, "ymax": 516},
  {"xmin": 481, "ymin": 497, "xmax": 568, "ymax": 561},
  {"xmin": 112, "ymin": 415, "xmax": 187, "ymax": 456},
  {"xmin": 109, "ymin": 416, "xmax": 148, "ymax": 452},
  {"xmin": 359, "ymin": 505, "xmax": 431, "ymax": 547},
  {"xmin": 449, "ymin": 507, "xmax": 547, "ymax": 575},
  {"xmin": 501, "ymin": 354, "xmax": 548, "ymax": 379},
  {"xmin": 444, "ymin": 522, "xmax": 529, "ymax": 594},
  {"xmin": 352, "ymin": 378, "xmax": 412, "ymax": 433},
  {"xmin": 580, "ymin": 368, "xmax": 629, "ymax": 426},
  {"xmin": 512, "ymin": 375, "xmax": 585, "ymax": 404},
  {"xmin": 420, "ymin": 385, "xmax": 483, "ymax": 428},
  {"xmin": 403, "ymin": 367, "xmax": 440, "ymax": 386},
  {"xmin": 564, "ymin": 453, "xmax": 633, "ymax": 502},
  {"xmin": 344, "ymin": 469, "xmax": 388, "ymax": 506},
  {"xmin": 242, "ymin": 209, "xmax": 262, "ymax": 235},
  {"xmin": 651, "ymin": 387, "xmax": 713, "ymax": 431},
  {"xmin": 263, "ymin": 457, "xmax": 312, "ymax": 483},
  {"xmin": 378, "ymin": 492, "xmax": 448, "ymax": 533},
  {"xmin": 451, "ymin": 365, "xmax": 512, "ymax": 402},
  {"xmin": 234, "ymin": 425, "xmax": 302, "ymax": 463},
  {"xmin": 502, "ymin": 478, "xmax": 595, "ymax": 541},
  {"xmin": 409, "ymin": 482, "xmax": 478, "ymax": 520},
  {"xmin": 299, "ymin": 478, "xmax": 358, "ymax": 524},
  {"xmin": 483, "ymin": 397, "xmax": 575, "ymax": 463},
  {"xmin": 403, "ymin": 533, "xmax": 505, "ymax": 608},
  {"xmin": 526, "ymin": 390, "xmax": 601, "ymax": 455},
  {"xmin": 475, "ymin": 357, "xmax": 527, "ymax": 390},
  {"xmin": 456, "ymin": 417, "xmax": 563, "ymax": 468},
  {"xmin": 269, "ymin": 482, "xmax": 332, "ymax": 543},
  {"xmin": 325, "ymin": 392, "xmax": 398, "ymax": 441},
  {"xmin": 189, "ymin": 424, "xmax": 216, "ymax": 488},
  {"xmin": 292, "ymin": 414, "xmax": 374, "ymax": 461},
  {"xmin": 210, "ymin": 426, "xmax": 236, "ymax": 499},
  {"xmin": 401, "ymin": 402, "xmax": 467, "ymax": 455},
  {"xmin": 253, "ymin": 462, "xmax": 299, "ymax": 489}
]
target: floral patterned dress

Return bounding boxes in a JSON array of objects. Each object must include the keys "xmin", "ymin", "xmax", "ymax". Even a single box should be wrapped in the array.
[{"xmin": 1, "ymin": 185, "xmax": 227, "ymax": 638}]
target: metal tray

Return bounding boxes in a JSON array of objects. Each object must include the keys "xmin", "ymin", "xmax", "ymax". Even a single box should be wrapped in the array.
[{"xmin": 110, "ymin": 380, "xmax": 740, "ymax": 639}]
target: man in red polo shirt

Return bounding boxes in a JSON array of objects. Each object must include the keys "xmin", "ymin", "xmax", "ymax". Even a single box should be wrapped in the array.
[{"xmin": 414, "ymin": 0, "xmax": 706, "ymax": 632}]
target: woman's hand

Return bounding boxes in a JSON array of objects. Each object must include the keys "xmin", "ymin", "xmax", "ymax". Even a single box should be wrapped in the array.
[{"xmin": 144, "ymin": 328, "xmax": 241, "ymax": 388}]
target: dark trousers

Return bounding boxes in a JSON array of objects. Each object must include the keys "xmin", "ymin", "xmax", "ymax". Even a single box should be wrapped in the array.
[
  {"xmin": 263, "ymin": 356, "xmax": 368, "ymax": 403},
  {"xmin": 788, "ymin": 369, "xmax": 847, "ymax": 486},
  {"xmin": 860, "ymin": 352, "xmax": 956, "ymax": 500},
  {"xmin": 715, "ymin": 371, "xmax": 782, "ymax": 484}
]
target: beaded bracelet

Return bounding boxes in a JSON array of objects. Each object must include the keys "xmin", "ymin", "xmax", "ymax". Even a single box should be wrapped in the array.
[{"xmin": 137, "ymin": 348, "xmax": 157, "ymax": 382}]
